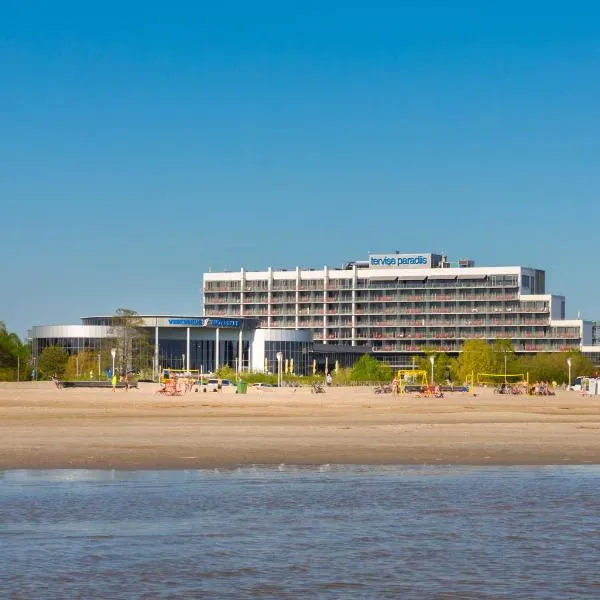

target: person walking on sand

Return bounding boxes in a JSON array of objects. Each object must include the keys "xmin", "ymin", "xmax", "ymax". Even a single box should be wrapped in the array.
[
  {"xmin": 51, "ymin": 374, "xmax": 62, "ymax": 389},
  {"xmin": 111, "ymin": 372, "xmax": 117, "ymax": 392},
  {"xmin": 124, "ymin": 372, "xmax": 130, "ymax": 392}
]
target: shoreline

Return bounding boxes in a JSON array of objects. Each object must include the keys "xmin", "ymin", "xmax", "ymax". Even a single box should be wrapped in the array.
[{"xmin": 2, "ymin": 383, "xmax": 600, "ymax": 469}]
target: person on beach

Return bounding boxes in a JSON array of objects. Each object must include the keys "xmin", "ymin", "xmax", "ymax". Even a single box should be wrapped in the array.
[
  {"xmin": 217, "ymin": 377, "xmax": 222, "ymax": 392},
  {"xmin": 111, "ymin": 373, "xmax": 117, "ymax": 392},
  {"xmin": 124, "ymin": 372, "xmax": 130, "ymax": 391}
]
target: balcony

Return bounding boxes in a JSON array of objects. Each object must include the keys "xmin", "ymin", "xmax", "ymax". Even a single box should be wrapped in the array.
[
  {"xmin": 205, "ymin": 284, "xmax": 241, "ymax": 292},
  {"xmin": 244, "ymin": 284, "xmax": 268, "ymax": 292}
]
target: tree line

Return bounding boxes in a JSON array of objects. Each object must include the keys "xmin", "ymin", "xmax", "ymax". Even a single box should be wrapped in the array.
[
  {"xmin": 410, "ymin": 339, "xmax": 595, "ymax": 385},
  {"xmin": 317, "ymin": 341, "xmax": 595, "ymax": 386},
  {"xmin": 0, "ymin": 322, "xmax": 30, "ymax": 381},
  {"xmin": 3, "ymin": 311, "xmax": 596, "ymax": 384}
]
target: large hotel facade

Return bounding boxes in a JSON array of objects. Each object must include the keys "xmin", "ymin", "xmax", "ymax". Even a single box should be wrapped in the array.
[{"xmin": 204, "ymin": 252, "xmax": 592, "ymax": 368}]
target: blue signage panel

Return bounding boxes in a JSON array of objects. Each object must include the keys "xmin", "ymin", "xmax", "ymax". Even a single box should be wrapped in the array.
[
  {"xmin": 167, "ymin": 318, "xmax": 241, "ymax": 328},
  {"xmin": 206, "ymin": 318, "xmax": 241, "ymax": 328}
]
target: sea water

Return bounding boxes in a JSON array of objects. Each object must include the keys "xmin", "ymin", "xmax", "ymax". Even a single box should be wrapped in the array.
[{"xmin": 1, "ymin": 466, "xmax": 599, "ymax": 598}]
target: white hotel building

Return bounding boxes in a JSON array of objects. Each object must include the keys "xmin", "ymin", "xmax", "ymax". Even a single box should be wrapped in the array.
[{"xmin": 203, "ymin": 252, "xmax": 592, "ymax": 367}]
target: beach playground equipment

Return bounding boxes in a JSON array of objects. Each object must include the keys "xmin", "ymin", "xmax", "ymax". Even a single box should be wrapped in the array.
[
  {"xmin": 161, "ymin": 369, "xmax": 201, "ymax": 384},
  {"xmin": 476, "ymin": 372, "xmax": 528, "ymax": 395},
  {"xmin": 158, "ymin": 369, "xmax": 202, "ymax": 396},
  {"xmin": 396, "ymin": 370, "xmax": 429, "ymax": 393},
  {"xmin": 465, "ymin": 372, "xmax": 475, "ymax": 392}
]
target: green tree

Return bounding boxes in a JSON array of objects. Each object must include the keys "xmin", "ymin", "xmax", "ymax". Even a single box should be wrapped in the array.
[
  {"xmin": 515, "ymin": 351, "xmax": 594, "ymax": 384},
  {"xmin": 490, "ymin": 339, "xmax": 518, "ymax": 376},
  {"xmin": 455, "ymin": 339, "xmax": 493, "ymax": 383},
  {"xmin": 215, "ymin": 365, "xmax": 237, "ymax": 381},
  {"xmin": 0, "ymin": 322, "xmax": 30, "ymax": 381},
  {"xmin": 412, "ymin": 347, "xmax": 455, "ymax": 384},
  {"xmin": 38, "ymin": 346, "xmax": 69, "ymax": 378},
  {"xmin": 332, "ymin": 366, "xmax": 352, "ymax": 386},
  {"xmin": 108, "ymin": 308, "xmax": 153, "ymax": 373},
  {"xmin": 350, "ymin": 355, "xmax": 392, "ymax": 382},
  {"xmin": 64, "ymin": 349, "xmax": 101, "ymax": 380}
]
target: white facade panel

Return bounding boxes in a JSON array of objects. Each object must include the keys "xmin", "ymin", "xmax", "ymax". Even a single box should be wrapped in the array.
[{"xmin": 32, "ymin": 325, "xmax": 110, "ymax": 339}]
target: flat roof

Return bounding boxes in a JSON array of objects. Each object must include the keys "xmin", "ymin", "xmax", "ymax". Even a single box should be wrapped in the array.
[{"xmin": 204, "ymin": 265, "xmax": 528, "ymax": 281}]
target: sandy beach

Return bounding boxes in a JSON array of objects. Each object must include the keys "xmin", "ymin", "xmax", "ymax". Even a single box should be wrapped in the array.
[{"xmin": 1, "ymin": 382, "xmax": 600, "ymax": 469}]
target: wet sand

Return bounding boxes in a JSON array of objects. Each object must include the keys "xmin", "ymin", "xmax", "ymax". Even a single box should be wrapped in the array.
[{"xmin": 1, "ymin": 382, "xmax": 600, "ymax": 469}]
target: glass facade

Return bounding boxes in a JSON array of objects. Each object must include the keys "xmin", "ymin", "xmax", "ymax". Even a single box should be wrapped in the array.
[
  {"xmin": 34, "ymin": 336, "xmax": 104, "ymax": 357},
  {"xmin": 158, "ymin": 339, "xmax": 250, "ymax": 371},
  {"xmin": 265, "ymin": 340, "xmax": 312, "ymax": 375},
  {"xmin": 31, "ymin": 321, "xmax": 256, "ymax": 374}
]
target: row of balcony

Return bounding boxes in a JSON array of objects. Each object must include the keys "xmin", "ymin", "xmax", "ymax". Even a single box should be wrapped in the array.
[
  {"xmin": 207, "ymin": 305, "xmax": 551, "ymax": 316},
  {"xmin": 206, "ymin": 310, "xmax": 558, "ymax": 328},
  {"xmin": 371, "ymin": 343, "xmax": 578, "ymax": 353},
  {"xmin": 241, "ymin": 320, "xmax": 578, "ymax": 336},
  {"xmin": 352, "ymin": 332, "xmax": 579, "ymax": 340},
  {"xmin": 205, "ymin": 292, "xmax": 523, "ymax": 303},
  {"xmin": 208, "ymin": 314, "xmax": 552, "ymax": 325},
  {"xmin": 202, "ymin": 320, "xmax": 580, "ymax": 342},
  {"xmin": 206, "ymin": 279, "xmax": 519, "ymax": 292}
]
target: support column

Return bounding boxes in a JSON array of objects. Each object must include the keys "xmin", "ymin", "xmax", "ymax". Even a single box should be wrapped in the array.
[
  {"xmin": 267, "ymin": 266, "xmax": 273, "ymax": 328},
  {"xmin": 351, "ymin": 265, "xmax": 357, "ymax": 346},
  {"xmin": 238, "ymin": 329, "xmax": 243, "ymax": 373},
  {"xmin": 215, "ymin": 327, "xmax": 220, "ymax": 371},
  {"xmin": 323, "ymin": 265, "xmax": 328, "ymax": 343},
  {"xmin": 154, "ymin": 324, "xmax": 159, "ymax": 381},
  {"xmin": 295, "ymin": 266, "xmax": 300, "ymax": 330},
  {"xmin": 240, "ymin": 267, "xmax": 245, "ymax": 317},
  {"xmin": 186, "ymin": 327, "xmax": 191, "ymax": 371}
]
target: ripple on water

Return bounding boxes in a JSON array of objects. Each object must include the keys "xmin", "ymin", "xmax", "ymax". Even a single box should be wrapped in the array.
[{"xmin": 0, "ymin": 466, "xmax": 599, "ymax": 599}]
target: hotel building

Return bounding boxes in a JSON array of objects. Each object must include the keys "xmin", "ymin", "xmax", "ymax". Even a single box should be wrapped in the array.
[{"xmin": 203, "ymin": 252, "xmax": 592, "ymax": 367}]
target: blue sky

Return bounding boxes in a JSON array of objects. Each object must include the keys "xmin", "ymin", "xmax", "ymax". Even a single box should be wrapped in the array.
[{"xmin": 1, "ymin": 1, "xmax": 599, "ymax": 336}]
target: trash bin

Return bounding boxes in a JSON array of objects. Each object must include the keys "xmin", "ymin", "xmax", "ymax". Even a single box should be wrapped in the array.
[{"xmin": 236, "ymin": 381, "xmax": 248, "ymax": 394}]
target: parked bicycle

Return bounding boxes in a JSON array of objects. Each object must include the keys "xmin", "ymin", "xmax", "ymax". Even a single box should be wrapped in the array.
[{"xmin": 311, "ymin": 383, "xmax": 325, "ymax": 394}]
